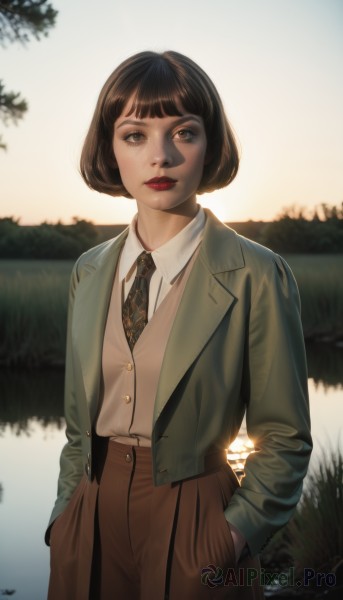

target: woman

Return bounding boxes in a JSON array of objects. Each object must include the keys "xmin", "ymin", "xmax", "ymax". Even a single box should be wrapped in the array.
[{"xmin": 46, "ymin": 50, "xmax": 312, "ymax": 600}]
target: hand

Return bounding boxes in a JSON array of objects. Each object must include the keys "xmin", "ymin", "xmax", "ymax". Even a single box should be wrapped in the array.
[{"xmin": 228, "ymin": 523, "xmax": 247, "ymax": 564}]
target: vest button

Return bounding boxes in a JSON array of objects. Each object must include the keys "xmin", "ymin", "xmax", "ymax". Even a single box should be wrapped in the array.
[
  {"xmin": 124, "ymin": 395, "xmax": 131, "ymax": 403},
  {"xmin": 126, "ymin": 363, "xmax": 133, "ymax": 371},
  {"xmin": 125, "ymin": 453, "xmax": 132, "ymax": 463}
]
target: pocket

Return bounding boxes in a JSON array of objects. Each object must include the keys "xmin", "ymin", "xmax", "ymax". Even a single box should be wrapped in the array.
[
  {"xmin": 212, "ymin": 467, "xmax": 239, "ymax": 563},
  {"xmin": 49, "ymin": 476, "xmax": 87, "ymax": 551},
  {"xmin": 216, "ymin": 463, "xmax": 240, "ymax": 495},
  {"xmin": 187, "ymin": 469, "xmax": 235, "ymax": 570},
  {"xmin": 48, "ymin": 475, "xmax": 98, "ymax": 600},
  {"xmin": 48, "ymin": 514, "xmax": 61, "ymax": 546},
  {"xmin": 215, "ymin": 491, "xmax": 236, "ymax": 564}
]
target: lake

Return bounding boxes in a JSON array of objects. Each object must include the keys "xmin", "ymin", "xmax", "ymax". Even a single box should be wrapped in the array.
[{"xmin": 0, "ymin": 344, "xmax": 342, "ymax": 599}]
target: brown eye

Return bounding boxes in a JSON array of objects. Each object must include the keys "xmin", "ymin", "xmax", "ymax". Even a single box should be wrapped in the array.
[{"xmin": 174, "ymin": 128, "xmax": 195, "ymax": 141}]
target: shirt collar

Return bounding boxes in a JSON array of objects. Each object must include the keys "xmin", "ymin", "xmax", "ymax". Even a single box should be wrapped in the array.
[{"xmin": 119, "ymin": 205, "xmax": 206, "ymax": 284}]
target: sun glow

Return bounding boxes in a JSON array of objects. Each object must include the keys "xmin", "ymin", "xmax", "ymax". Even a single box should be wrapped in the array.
[
  {"xmin": 198, "ymin": 194, "xmax": 231, "ymax": 223},
  {"xmin": 227, "ymin": 436, "xmax": 255, "ymax": 476}
]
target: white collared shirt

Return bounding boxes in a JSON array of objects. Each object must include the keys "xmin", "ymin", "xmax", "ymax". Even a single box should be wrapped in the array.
[{"xmin": 119, "ymin": 205, "xmax": 206, "ymax": 320}]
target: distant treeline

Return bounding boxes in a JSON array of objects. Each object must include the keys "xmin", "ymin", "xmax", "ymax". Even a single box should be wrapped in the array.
[
  {"xmin": 236, "ymin": 203, "xmax": 343, "ymax": 253},
  {"xmin": 0, "ymin": 203, "xmax": 342, "ymax": 258},
  {"xmin": 0, "ymin": 217, "xmax": 123, "ymax": 259},
  {"xmin": 259, "ymin": 203, "xmax": 343, "ymax": 253}
]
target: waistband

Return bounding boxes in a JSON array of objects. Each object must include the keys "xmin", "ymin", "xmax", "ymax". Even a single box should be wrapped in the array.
[
  {"xmin": 107, "ymin": 439, "xmax": 152, "ymax": 469},
  {"xmin": 106, "ymin": 440, "xmax": 228, "ymax": 474}
]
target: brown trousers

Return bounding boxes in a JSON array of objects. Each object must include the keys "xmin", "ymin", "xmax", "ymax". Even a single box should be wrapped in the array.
[{"xmin": 48, "ymin": 439, "xmax": 264, "ymax": 600}]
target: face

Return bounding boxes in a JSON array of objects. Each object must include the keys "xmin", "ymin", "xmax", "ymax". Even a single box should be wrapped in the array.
[{"xmin": 112, "ymin": 102, "xmax": 207, "ymax": 214}]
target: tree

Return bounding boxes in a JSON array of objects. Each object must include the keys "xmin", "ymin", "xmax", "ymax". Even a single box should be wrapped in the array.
[
  {"xmin": 0, "ymin": 79, "xmax": 27, "ymax": 148},
  {"xmin": 0, "ymin": 0, "xmax": 58, "ymax": 149},
  {"xmin": 261, "ymin": 203, "xmax": 343, "ymax": 253}
]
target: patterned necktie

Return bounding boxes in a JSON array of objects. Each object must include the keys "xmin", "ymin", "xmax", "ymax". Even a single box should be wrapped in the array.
[{"xmin": 122, "ymin": 251, "xmax": 156, "ymax": 351}]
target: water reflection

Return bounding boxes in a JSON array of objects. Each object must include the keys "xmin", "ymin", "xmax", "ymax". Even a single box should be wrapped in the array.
[
  {"xmin": 306, "ymin": 342, "xmax": 343, "ymax": 388},
  {"xmin": 0, "ymin": 343, "xmax": 341, "ymax": 432},
  {"xmin": 0, "ymin": 419, "xmax": 66, "ymax": 599},
  {"xmin": 0, "ymin": 343, "xmax": 342, "ymax": 476},
  {"xmin": 0, "ymin": 345, "xmax": 342, "ymax": 600},
  {"xmin": 0, "ymin": 369, "xmax": 64, "ymax": 435}
]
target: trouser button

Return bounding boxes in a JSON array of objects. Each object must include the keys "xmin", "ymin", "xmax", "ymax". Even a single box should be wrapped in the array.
[{"xmin": 125, "ymin": 453, "xmax": 132, "ymax": 462}]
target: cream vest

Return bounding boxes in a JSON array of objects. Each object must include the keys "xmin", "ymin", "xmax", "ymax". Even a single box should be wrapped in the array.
[{"xmin": 96, "ymin": 248, "xmax": 199, "ymax": 446}]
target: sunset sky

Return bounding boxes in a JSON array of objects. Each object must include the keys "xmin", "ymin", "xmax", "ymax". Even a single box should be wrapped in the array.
[{"xmin": 1, "ymin": 0, "xmax": 342, "ymax": 225}]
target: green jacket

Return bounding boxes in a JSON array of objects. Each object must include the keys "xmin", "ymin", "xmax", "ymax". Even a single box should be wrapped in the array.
[{"xmin": 48, "ymin": 210, "xmax": 312, "ymax": 556}]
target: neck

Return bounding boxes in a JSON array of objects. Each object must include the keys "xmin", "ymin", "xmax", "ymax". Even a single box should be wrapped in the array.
[{"xmin": 135, "ymin": 200, "xmax": 199, "ymax": 251}]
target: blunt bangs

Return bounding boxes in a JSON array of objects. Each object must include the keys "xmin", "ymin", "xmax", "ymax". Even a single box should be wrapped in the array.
[
  {"xmin": 80, "ymin": 50, "xmax": 239, "ymax": 197},
  {"xmin": 123, "ymin": 62, "xmax": 186, "ymax": 119},
  {"xmin": 103, "ymin": 53, "xmax": 213, "ymax": 125}
]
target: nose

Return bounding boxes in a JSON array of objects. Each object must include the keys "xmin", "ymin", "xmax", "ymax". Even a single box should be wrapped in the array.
[{"xmin": 150, "ymin": 136, "xmax": 173, "ymax": 167}]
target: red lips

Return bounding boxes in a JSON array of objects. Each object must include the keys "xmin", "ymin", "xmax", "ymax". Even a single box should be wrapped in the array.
[{"xmin": 145, "ymin": 177, "xmax": 177, "ymax": 191}]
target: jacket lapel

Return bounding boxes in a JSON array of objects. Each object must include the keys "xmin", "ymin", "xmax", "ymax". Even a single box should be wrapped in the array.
[
  {"xmin": 153, "ymin": 210, "xmax": 245, "ymax": 424},
  {"xmin": 73, "ymin": 210, "xmax": 245, "ymax": 425},
  {"xmin": 73, "ymin": 230, "xmax": 128, "ymax": 420}
]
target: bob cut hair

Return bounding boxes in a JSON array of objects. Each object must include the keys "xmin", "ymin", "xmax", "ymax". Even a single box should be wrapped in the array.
[{"xmin": 80, "ymin": 50, "xmax": 239, "ymax": 197}]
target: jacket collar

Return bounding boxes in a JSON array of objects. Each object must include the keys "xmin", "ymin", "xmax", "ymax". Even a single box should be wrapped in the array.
[
  {"xmin": 200, "ymin": 208, "xmax": 245, "ymax": 273},
  {"xmin": 79, "ymin": 208, "xmax": 244, "ymax": 278}
]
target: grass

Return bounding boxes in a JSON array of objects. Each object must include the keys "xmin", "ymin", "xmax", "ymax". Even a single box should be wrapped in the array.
[
  {"xmin": 0, "ymin": 255, "xmax": 342, "ymax": 366},
  {"xmin": 261, "ymin": 447, "xmax": 343, "ymax": 591},
  {"xmin": 285, "ymin": 254, "xmax": 343, "ymax": 342},
  {"xmin": 0, "ymin": 260, "xmax": 72, "ymax": 366}
]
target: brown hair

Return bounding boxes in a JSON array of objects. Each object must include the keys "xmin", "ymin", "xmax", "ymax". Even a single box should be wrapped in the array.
[{"xmin": 80, "ymin": 50, "xmax": 239, "ymax": 197}]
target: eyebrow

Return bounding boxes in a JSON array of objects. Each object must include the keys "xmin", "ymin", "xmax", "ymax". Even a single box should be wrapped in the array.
[{"xmin": 116, "ymin": 115, "xmax": 203, "ymax": 130}]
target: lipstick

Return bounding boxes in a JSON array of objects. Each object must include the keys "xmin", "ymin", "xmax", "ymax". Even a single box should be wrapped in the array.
[{"xmin": 145, "ymin": 177, "xmax": 177, "ymax": 191}]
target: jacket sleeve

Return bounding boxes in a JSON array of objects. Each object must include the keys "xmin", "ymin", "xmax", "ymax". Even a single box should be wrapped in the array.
[
  {"xmin": 224, "ymin": 254, "xmax": 312, "ymax": 556},
  {"xmin": 45, "ymin": 259, "xmax": 85, "ymax": 543}
]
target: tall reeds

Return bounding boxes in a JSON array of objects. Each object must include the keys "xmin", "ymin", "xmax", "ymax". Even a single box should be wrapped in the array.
[
  {"xmin": 288, "ymin": 449, "xmax": 343, "ymax": 577},
  {"xmin": 286, "ymin": 254, "xmax": 343, "ymax": 343},
  {"xmin": 0, "ymin": 265, "xmax": 69, "ymax": 366},
  {"xmin": 262, "ymin": 448, "xmax": 343, "ymax": 588},
  {"xmin": 0, "ymin": 255, "xmax": 342, "ymax": 366}
]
